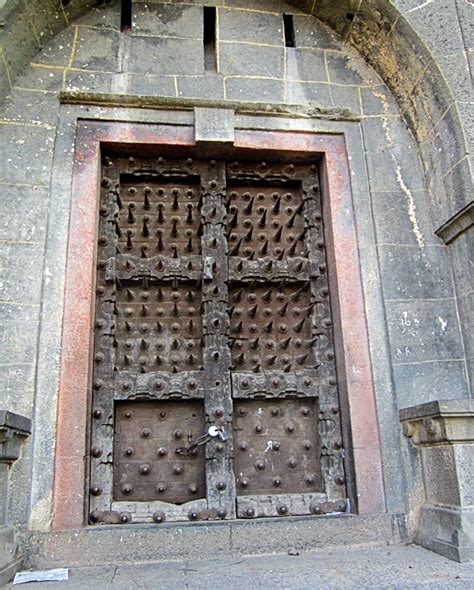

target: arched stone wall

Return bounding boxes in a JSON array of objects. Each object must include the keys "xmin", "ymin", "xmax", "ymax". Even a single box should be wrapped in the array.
[{"xmin": 0, "ymin": 0, "xmax": 471, "ymax": 537}]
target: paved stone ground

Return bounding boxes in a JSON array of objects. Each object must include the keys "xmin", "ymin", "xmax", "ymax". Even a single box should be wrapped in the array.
[{"xmin": 7, "ymin": 544, "xmax": 474, "ymax": 589}]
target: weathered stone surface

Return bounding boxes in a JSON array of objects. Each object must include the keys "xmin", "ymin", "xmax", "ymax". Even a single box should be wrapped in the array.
[
  {"xmin": 194, "ymin": 107, "xmax": 234, "ymax": 144},
  {"xmin": 129, "ymin": 37, "xmax": 204, "ymax": 75},
  {"xmin": 218, "ymin": 43, "xmax": 284, "ymax": 77},
  {"xmin": 132, "ymin": 3, "xmax": 203, "ymax": 38},
  {"xmin": 219, "ymin": 9, "xmax": 283, "ymax": 45}
]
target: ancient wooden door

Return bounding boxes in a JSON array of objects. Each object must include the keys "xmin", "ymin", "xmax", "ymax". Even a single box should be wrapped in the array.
[{"xmin": 89, "ymin": 155, "xmax": 346, "ymax": 524}]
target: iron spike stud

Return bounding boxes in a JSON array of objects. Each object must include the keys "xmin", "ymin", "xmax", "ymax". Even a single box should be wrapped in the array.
[
  {"xmin": 244, "ymin": 226, "xmax": 253, "ymax": 242},
  {"xmin": 260, "ymin": 240, "xmax": 269, "ymax": 255},
  {"xmin": 278, "ymin": 302, "xmax": 288, "ymax": 316},
  {"xmin": 265, "ymin": 320, "xmax": 273, "ymax": 333},
  {"xmin": 229, "ymin": 238, "xmax": 242, "ymax": 256},
  {"xmin": 157, "ymin": 232, "xmax": 164, "ymax": 251},
  {"xmin": 187, "ymin": 260, "xmax": 194, "ymax": 271},
  {"xmin": 210, "ymin": 237, "xmax": 217, "ymax": 248},
  {"xmin": 172, "ymin": 246, "xmax": 178, "ymax": 258},
  {"xmin": 127, "ymin": 205, "xmax": 136, "ymax": 224},
  {"xmin": 232, "ymin": 288, "xmax": 243, "ymax": 302},
  {"xmin": 267, "ymin": 355, "xmax": 277, "ymax": 366},
  {"xmin": 263, "ymin": 260, "xmax": 273, "ymax": 271},
  {"xmin": 297, "ymin": 227, "xmax": 307, "ymax": 241},
  {"xmin": 280, "ymin": 336, "xmax": 291, "ymax": 349},
  {"xmin": 302, "ymin": 303, "xmax": 315, "ymax": 316},
  {"xmin": 171, "ymin": 219, "xmax": 178, "ymax": 238},
  {"xmin": 114, "ymin": 219, "xmax": 123, "ymax": 237},
  {"xmin": 141, "ymin": 304, "xmax": 149, "ymax": 317},
  {"xmin": 284, "ymin": 364, "xmax": 292, "ymax": 373},
  {"xmin": 156, "ymin": 355, "xmax": 162, "ymax": 366},
  {"xmin": 112, "ymin": 337, "xmax": 118, "ymax": 348},
  {"xmin": 144, "ymin": 192, "xmax": 151, "ymax": 210},
  {"xmin": 294, "ymin": 317, "xmax": 306, "ymax": 333},
  {"xmin": 262, "ymin": 287, "xmax": 273, "ymax": 302},
  {"xmin": 186, "ymin": 237, "xmax": 193, "ymax": 252},
  {"xmin": 211, "ymin": 285, "xmax": 219, "ymax": 296},
  {"xmin": 248, "ymin": 304, "xmax": 257, "ymax": 318},
  {"xmin": 186, "ymin": 290, "xmax": 195, "ymax": 302},
  {"xmin": 172, "ymin": 302, "xmax": 179, "ymax": 316},
  {"xmin": 140, "ymin": 338, "xmax": 149, "ymax": 350},
  {"xmin": 124, "ymin": 354, "xmax": 132, "ymax": 365},
  {"xmin": 233, "ymin": 321, "xmax": 243, "ymax": 333},
  {"xmin": 115, "ymin": 276, "xmax": 123, "ymax": 291},
  {"xmin": 188, "ymin": 319, "xmax": 195, "ymax": 333},
  {"xmin": 143, "ymin": 277, "xmax": 149, "ymax": 290},
  {"xmin": 290, "ymin": 281, "xmax": 309, "ymax": 302},
  {"xmin": 287, "ymin": 209, "xmax": 298, "ymax": 229},
  {"xmin": 197, "ymin": 222, "xmax": 203, "ymax": 237},
  {"xmin": 294, "ymin": 260, "xmax": 304, "ymax": 272},
  {"xmin": 172, "ymin": 339, "xmax": 179, "ymax": 350},
  {"xmin": 249, "ymin": 337, "xmax": 259, "ymax": 349},
  {"xmin": 258, "ymin": 210, "xmax": 267, "ymax": 228},
  {"xmin": 247, "ymin": 251, "xmax": 255, "ymax": 260},
  {"xmin": 277, "ymin": 249, "xmax": 285, "ymax": 261},
  {"xmin": 252, "ymin": 364, "xmax": 260, "ymax": 373},
  {"xmin": 156, "ymin": 321, "xmax": 164, "ymax": 332},
  {"xmin": 171, "ymin": 366, "xmax": 178, "ymax": 374},
  {"xmin": 125, "ymin": 321, "xmax": 132, "ymax": 332},
  {"xmin": 126, "ymin": 288, "xmax": 134, "ymax": 301},
  {"xmin": 210, "ymin": 207, "xmax": 217, "ymax": 219},
  {"xmin": 156, "ymin": 260, "xmax": 164, "ymax": 271},
  {"xmin": 126, "ymin": 260, "xmax": 134, "ymax": 270},
  {"xmin": 306, "ymin": 337, "xmax": 318, "ymax": 347},
  {"xmin": 141, "ymin": 245, "xmax": 148, "ymax": 258},
  {"xmin": 295, "ymin": 201, "xmax": 304, "ymax": 215},
  {"xmin": 157, "ymin": 287, "xmax": 164, "ymax": 301},
  {"xmin": 116, "ymin": 192, "xmax": 123, "ymax": 209},
  {"xmin": 126, "ymin": 230, "xmax": 133, "ymax": 250},
  {"xmin": 272, "ymin": 195, "xmax": 281, "ymax": 215},
  {"xmin": 273, "ymin": 225, "xmax": 283, "ymax": 242},
  {"xmin": 140, "ymin": 366, "xmax": 147, "ymax": 374},
  {"xmin": 157, "ymin": 204, "xmax": 164, "ymax": 223},
  {"xmin": 288, "ymin": 240, "xmax": 298, "ymax": 256},
  {"xmin": 296, "ymin": 353, "xmax": 309, "ymax": 365},
  {"xmin": 188, "ymin": 354, "xmax": 197, "ymax": 365},
  {"xmin": 228, "ymin": 305, "xmax": 235, "ymax": 317},
  {"xmin": 235, "ymin": 353, "xmax": 244, "ymax": 365},
  {"xmin": 242, "ymin": 197, "xmax": 254, "ymax": 215},
  {"xmin": 186, "ymin": 204, "xmax": 193, "ymax": 224},
  {"xmin": 142, "ymin": 217, "xmax": 150, "ymax": 238},
  {"xmin": 172, "ymin": 193, "xmax": 179, "ymax": 210},
  {"xmin": 212, "ymin": 261, "xmax": 218, "ymax": 273},
  {"xmin": 229, "ymin": 210, "xmax": 238, "ymax": 228},
  {"xmin": 235, "ymin": 260, "xmax": 243, "ymax": 272}
]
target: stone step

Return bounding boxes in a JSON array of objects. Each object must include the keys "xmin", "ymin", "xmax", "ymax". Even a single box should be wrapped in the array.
[{"xmin": 20, "ymin": 513, "xmax": 405, "ymax": 569}]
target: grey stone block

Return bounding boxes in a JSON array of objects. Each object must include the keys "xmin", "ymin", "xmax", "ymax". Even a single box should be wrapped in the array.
[
  {"xmin": 288, "ymin": 48, "xmax": 326, "ymax": 82},
  {"xmin": 393, "ymin": 360, "xmax": 470, "ymax": 408},
  {"xmin": 457, "ymin": 291, "xmax": 474, "ymax": 363},
  {"xmin": 292, "ymin": 15, "xmax": 342, "ymax": 50},
  {"xmin": 456, "ymin": 0, "xmax": 474, "ymax": 49},
  {"xmin": 438, "ymin": 53, "xmax": 473, "ymax": 103},
  {"xmin": 326, "ymin": 50, "xmax": 377, "ymax": 86},
  {"xmin": 129, "ymin": 36, "xmax": 204, "ymax": 75},
  {"xmin": 0, "ymin": 303, "xmax": 40, "ymax": 365},
  {"xmin": 65, "ymin": 70, "xmax": 114, "ymax": 93},
  {"xmin": 1, "ymin": 90, "xmax": 59, "ymax": 126},
  {"xmin": 14, "ymin": 67, "xmax": 64, "ymax": 93},
  {"xmin": 177, "ymin": 74, "xmax": 225, "ymax": 100},
  {"xmin": 218, "ymin": 42, "xmax": 284, "ymax": 77},
  {"xmin": 360, "ymin": 85, "xmax": 399, "ymax": 116},
  {"xmin": 194, "ymin": 107, "xmax": 234, "ymax": 145},
  {"xmin": 225, "ymin": 76, "xmax": 284, "ymax": 103},
  {"xmin": 386, "ymin": 298, "xmax": 465, "ymax": 364},
  {"xmin": 0, "ymin": 125, "xmax": 55, "ymax": 186},
  {"xmin": 365, "ymin": 147, "xmax": 424, "ymax": 193},
  {"xmin": 444, "ymin": 222, "xmax": 473, "ymax": 296},
  {"xmin": 371, "ymin": 189, "xmax": 439, "ymax": 247},
  {"xmin": 285, "ymin": 80, "xmax": 332, "ymax": 106},
  {"xmin": 72, "ymin": 27, "xmax": 120, "ymax": 72},
  {"xmin": 0, "ymin": 185, "xmax": 48, "ymax": 243},
  {"xmin": 403, "ymin": 0, "xmax": 465, "ymax": 59},
  {"xmin": 132, "ymin": 3, "xmax": 202, "ymax": 38},
  {"xmin": 124, "ymin": 73, "xmax": 176, "ymax": 97},
  {"xmin": 34, "ymin": 27, "xmax": 75, "ymax": 67},
  {"xmin": 75, "ymin": 2, "xmax": 121, "ymax": 30},
  {"xmin": 329, "ymin": 84, "xmax": 361, "ymax": 115},
  {"xmin": 378, "ymin": 244, "xmax": 455, "ymax": 300},
  {"xmin": 219, "ymin": 9, "xmax": 283, "ymax": 45},
  {"xmin": 0, "ymin": 243, "xmax": 44, "ymax": 304},
  {"xmin": 439, "ymin": 158, "xmax": 473, "ymax": 220}
]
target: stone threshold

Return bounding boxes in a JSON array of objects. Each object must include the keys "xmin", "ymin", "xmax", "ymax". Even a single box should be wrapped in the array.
[{"xmin": 19, "ymin": 513, "xmax": 405, "ymax": 570}]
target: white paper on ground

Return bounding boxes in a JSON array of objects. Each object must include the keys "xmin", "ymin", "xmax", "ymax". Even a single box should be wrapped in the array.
[{"xmin": 13, "ymin": 568, "xmax": 69, "ymax": 584}]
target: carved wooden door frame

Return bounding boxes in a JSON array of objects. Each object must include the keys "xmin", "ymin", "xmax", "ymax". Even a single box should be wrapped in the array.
[{"xmin": 52, "ymin": 116, "xmax": 386, "ymax": 530}]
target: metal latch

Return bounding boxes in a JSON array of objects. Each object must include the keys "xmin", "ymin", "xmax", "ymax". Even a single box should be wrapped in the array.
[{"xmin": 175, "ymin": 425, "xmax": 228, "ymax": 455}]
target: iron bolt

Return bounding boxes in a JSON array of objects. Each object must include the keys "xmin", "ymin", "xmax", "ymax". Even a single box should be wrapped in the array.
[
  {"xmin": 277, "ymin": 505, "xmax": 288, "ymax": 515},
  {"xmin": 305, "ymin": 475, "xmax": 315, "ymax": 485},
  {"xmin": 91, "ymin": 447, "xmax": 102, "ymax": 458},
  {"xmin": 124, "ymin": 448, "xmax": 134, "ymax": 456},
  {"xmin": 287, "ymin": 457, "xmax": 298, "ymax": 468},
  {"xmin": 189, "ymin": 511, "xmax": 199, "ymax": 521},
  {"xmin": 246, "ymin": 508, "xmax": 255, "ymax": 518},
  {"xmin": 141, "ymin": 428, "xmax": 151, "ymax": 438},
  {"xmin": 273, "ymin": 442, "xmax": 281, "ymax": 451},
  {"xmin": 273, "ymin": 477, "xmax": 282, "ymax": 487},
  {"xmin": 286, "ymin": 424, "xmax": 295, "ymax": 433},
  {"xmin": 256, "ymin": 460, "xmax": 265, "ymax": 470},
  {"xmin": 158, "ymin": 447, "xmax": 167, "ymax": 457},
  {"xmin": 240, "ymin": 478, "xmax": 249, "ymax": 488},
  {"xmin": 89, "ymin": 512, "xmax": 100, "ymax": 523},
  {"xmin": 120, "ymin": 514, "xmax": 130, "ymax": 523},
  {"xmin": 93, "ymin": 409, "xmax": 102, "ymax": 419},
  {"xmin": 189, "ymin": 483, "xmax": 198, "ymax": 494},
  {"xmin": 173, "ymin": 465, "xmax": 183, "ymax": 475},
  {"xmin": 90, "ymin": 486, "xmax": 102, "ymax": 496},
  {"xmin": 217, "ymin": 509, "xmax": 227, "ymax": 519},
  {"xmin": 240, "ymin": 442, "xmax": 248, "ymax": 451},
  {"xmin": 173, "ymin": 429, "xmax": 183, "ymax": 439},
  {"xmin": 216, "ymin": 481, "xmax": 226, "ymax": 491},
  {"xmin": 255, "ymin": 424, "xmax": 263, "ymax": 433},
  {"xmin": 140, "ymin": 464, "xmax": 151, "ymax": 475},
  {"xmin": 156, "ymin": 484, "xmax": 167, "ymax": 493},
  {"xmin": 124, "ymin": 411, "xmax": 132, "ymax": 419},
  {"xmin": 122, "ymin": 484, "xmax": 133, "ymax": 495},
  {"xmin": 153, "ymin": 512, "xmax": 165, "ymax": 523},
  {"xmin": 332, "ymin": 440, "xmax": 342, "ymax": 450},
  {"xmin": 335, "ymin": 475, "xmax": 345, "ymax": 485}
]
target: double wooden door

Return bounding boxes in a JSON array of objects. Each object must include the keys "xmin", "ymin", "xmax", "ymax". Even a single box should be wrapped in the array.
[{"xmin": 88, "ymin": 155, "xmax": 346, "ymax": 524}]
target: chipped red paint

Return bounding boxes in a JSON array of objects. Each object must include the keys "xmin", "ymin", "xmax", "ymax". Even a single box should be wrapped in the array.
[{"xmin": 52, "ymin": 120, "xmax": 385, "ymax": 530}]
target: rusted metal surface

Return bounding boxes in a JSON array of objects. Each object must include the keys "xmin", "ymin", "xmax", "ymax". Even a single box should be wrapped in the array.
[
  {"xmin": 113, "ymin": 401, "xmax": 206, "ymax": 503},
  {"xmin": 89, "ymin": 155, "xmax": 345, "ymax": 524}
]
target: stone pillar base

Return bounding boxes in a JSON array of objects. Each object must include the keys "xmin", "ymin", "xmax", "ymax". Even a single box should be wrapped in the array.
[
  {"xmin": 0, "ymin": 525, "xmax": 23, "ymax": 586},
  {"xmin": 400, "ymin": 400, "xmax": 474, "ymax": 563}
]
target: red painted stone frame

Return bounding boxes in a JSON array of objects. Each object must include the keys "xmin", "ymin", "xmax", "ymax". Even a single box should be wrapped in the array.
[{"xmin": 52, "ymin": 119, "xmax": 386, "ymax": 530}]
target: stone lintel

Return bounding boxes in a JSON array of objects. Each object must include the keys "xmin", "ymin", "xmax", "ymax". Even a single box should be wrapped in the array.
[
  {"xmin": 435, "ymin": 201, "xmax": 474, "ymax": 244},
  {"xmin": 400, "ymin": 400, "xmax": 474, "ymax": 562}
]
